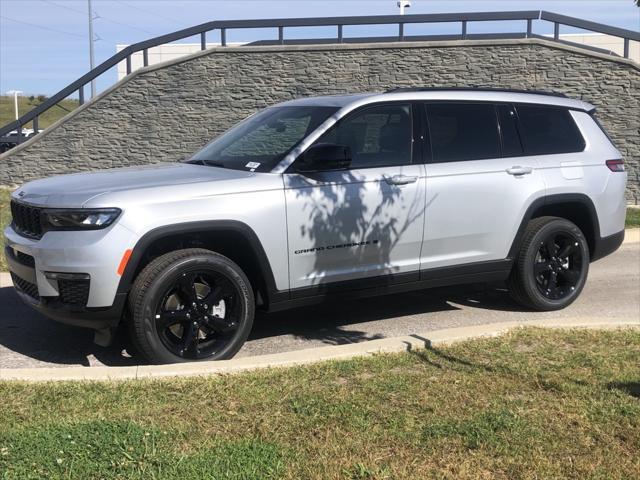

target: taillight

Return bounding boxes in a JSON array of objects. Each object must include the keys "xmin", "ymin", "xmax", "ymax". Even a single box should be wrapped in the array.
[{"xmin": 606, "ymin": 159, "xmax": 624, "ymax": 172}]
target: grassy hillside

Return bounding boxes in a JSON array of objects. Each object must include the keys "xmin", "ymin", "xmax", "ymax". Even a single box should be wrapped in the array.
[{"xmin": 0, "ymin": 95, "xmax": 79, "ymax": 131}]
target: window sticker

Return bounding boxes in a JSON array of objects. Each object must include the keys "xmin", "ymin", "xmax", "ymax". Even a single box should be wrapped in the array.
[{"xmin": 245, "ymin": 162, "xmax": 261, "ymax": 171}]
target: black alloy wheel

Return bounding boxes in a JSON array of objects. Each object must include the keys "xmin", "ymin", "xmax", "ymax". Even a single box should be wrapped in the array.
[
  {"xmin": 533, "ymin": 231, "xmax": 584, "ymax": 300},
  {"xmin": 508, "ymin": 216, "xmax": 589, "ymax": 311},
  {"xmin": 129, "ymin": 249, "xmax": 254, "ymax": 364},
  {"xmin": 156, "ymin": 269, "xmax": 240, "ymax": 360}
]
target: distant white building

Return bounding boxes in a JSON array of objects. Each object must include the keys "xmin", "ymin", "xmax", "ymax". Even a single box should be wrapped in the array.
[
  {"xmin": 117, "ymin": 33, "xmax": 639, "ymax": 81},
  {"xmin": 546, "ymin": 33, "xmax": 639, "ymax": 62}
]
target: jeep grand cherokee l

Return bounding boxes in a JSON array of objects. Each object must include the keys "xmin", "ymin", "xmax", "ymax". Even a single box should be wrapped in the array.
[{"xmin": 5, "ymin": 88, "xmax": 626, "ymax": 363}]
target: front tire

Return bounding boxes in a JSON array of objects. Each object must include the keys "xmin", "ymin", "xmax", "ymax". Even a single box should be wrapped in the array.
[
  {"xmin": 128, "ymin": 248, "xmax": 254, "ymax": 364},
  {"xmin": 508, "ymin": 216, "xmax": 589, "ymax": 311}
]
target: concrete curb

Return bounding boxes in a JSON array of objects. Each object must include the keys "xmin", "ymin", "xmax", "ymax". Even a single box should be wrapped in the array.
[{"xmin": 1, "ymin": 317, "xmax": 637, "ymax": 382}]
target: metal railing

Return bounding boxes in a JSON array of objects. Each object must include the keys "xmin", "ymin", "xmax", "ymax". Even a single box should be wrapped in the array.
[{"xmin": 1, "ymin": 10, "xmax": 638, "ymax": 147}]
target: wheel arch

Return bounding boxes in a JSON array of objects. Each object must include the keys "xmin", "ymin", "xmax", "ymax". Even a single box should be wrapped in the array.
[
  {"xmin": 116, "ymin": 220, "xmax": 286, "ymax": 308},
  {"xmin": 508, "ymin": 194, "xmax": 601, "ymax": 261}
]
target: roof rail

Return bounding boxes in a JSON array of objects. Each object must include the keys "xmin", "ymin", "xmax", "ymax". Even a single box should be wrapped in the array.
[{"xmin": 386, "ymin": 87, "xmax": 568, "ymax": 97}]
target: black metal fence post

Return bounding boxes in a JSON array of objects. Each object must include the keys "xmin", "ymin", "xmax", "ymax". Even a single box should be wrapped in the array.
[
  {"xmin": 143, "ymin": 48, "xmax": 149, "ymax": 66},
  {"xmin": 200, "ymin": 32, "xmax": 206, "ymax": 50},
  {"xmin": 462, "ymin": 20, "xmax": 467, "ymax": 39},
  {"xmin": 624, "ymin": 38, "xmax": 630, "ymax": 58}
]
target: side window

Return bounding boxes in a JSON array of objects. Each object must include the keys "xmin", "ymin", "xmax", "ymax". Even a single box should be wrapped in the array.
[
  {"xmin": 316, "ymin": 104, "xmax": 413, "ymax": 169},
  {"xmin": 497, "ymin": 104, "xmax": 524, "ymax": 157},
  {"xmin": 426, "ymin": 103, "xmax": 500, "ymax": 163},
  {"xmin": 515, "ymin": 105, "xmax": 585, "ymax": 155}
]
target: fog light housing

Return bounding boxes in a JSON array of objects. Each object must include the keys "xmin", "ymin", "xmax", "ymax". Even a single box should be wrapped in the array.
[{"xmin": 44, "ymin": 272, "xmax": 90, "ymax": 281}]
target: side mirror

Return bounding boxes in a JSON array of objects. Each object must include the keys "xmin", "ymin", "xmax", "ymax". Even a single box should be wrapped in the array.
[{"xmin": 295, "ymin": 143, "xmax": 352, "ymax": 173}]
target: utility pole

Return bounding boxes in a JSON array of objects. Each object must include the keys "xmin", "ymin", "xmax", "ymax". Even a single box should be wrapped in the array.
[
  {"xmin": 6, "ymin": 90, "xmax": 23, "ymax": 121},
  {"xmin": 88, "ymin": 0, "xmax": 96, "ymax": 98},
  {"xmin": 397, "ymin": 0, "xmax": 411, "ymax": 15}
]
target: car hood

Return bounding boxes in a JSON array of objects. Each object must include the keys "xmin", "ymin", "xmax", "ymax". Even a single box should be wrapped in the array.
[{"xmin": 12, "ymin": 163, "xmax": 259, "ymax": 207}]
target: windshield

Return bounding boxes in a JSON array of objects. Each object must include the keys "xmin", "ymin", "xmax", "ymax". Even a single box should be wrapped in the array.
[{"xmin": 188, "ymin": 105, "xmax": 339, "ymax": 172}]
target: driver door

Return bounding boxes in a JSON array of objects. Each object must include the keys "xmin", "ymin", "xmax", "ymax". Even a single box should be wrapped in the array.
[{"xmin": 284, "ymin": 103, "xmax": 426, "ymax": 294}]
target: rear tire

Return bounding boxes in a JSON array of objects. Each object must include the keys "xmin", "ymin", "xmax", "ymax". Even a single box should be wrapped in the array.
[
  {"xmin": 508, "ymin": 216, "xmax": 589, "ymax": 311},
  {"xmin": 128, "ymin": 248, "xmax": 254, "ymax": 364}
]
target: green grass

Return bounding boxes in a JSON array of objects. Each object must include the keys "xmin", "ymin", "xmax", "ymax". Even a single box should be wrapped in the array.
[
  {"xmin": 626, "ymin": 207, "xmax": 640, "ymax": 227},
  {"xmin": 1, "ymin": 328, "xmax": 639, "ymax": 479},
  {"xmin": 0, "ymin": 95, "xmax": 79, "ymax": 130}
]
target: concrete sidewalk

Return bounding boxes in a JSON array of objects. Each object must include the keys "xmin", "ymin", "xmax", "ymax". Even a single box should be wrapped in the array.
[{"xmin": 1, "ymin": 317, "xmax": 637, "ymax": 382}]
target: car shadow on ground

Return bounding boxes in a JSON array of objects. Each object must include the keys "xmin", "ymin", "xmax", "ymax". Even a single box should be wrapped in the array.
[
  {"xmin": 0, "ymin": 286, "xmax": 136, "ymax": 368},
  {"xmin": 0, "ymin": 282, "xmax": 525, "ymax": 368},
  {"xmin": 250, "ymin": 282, "xmax": 524, "ymax": 342}
]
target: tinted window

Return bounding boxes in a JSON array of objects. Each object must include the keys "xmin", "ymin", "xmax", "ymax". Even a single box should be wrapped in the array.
[
  {"xmin": 316, "ymin": 104, "xmax": 413, "ymax": 168},
  {"xmin": 189, "ymin": 106, "xmax": 338, "ymax": 172},
  {"xmin": 427, "ymin": 103, "xmax": 500, "ymax": 163},
  {"xmin": 497, "ymin": 104, "xmax": 524, "ymax": 157},
  {"xmin": 516, "ymin": 105, "xmax": 585, "ymax": 155}
]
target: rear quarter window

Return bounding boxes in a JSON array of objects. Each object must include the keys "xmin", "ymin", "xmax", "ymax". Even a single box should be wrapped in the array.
[{"xmin": 515, "ymin": 105, "xmax": 585, "ymax": 156}]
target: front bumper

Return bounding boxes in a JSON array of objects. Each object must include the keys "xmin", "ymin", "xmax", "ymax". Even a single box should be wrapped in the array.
[
  {"xmin": 4, "ymin": 222, "xmax": 138, "ymax": 330},
  {"xmin": 5, "ymin": 246, "xmax": 127, "ymax": 330}
]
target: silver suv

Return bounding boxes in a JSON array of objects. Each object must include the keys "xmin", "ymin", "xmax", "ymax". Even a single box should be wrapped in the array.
[{"xmin": 5, "ymin": 88, "xmax": 627, "ymax": 363}]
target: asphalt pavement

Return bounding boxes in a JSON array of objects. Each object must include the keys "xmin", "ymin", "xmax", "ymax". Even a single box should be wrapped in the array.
[{"xmin": 0, "ymin": 240, "xmax": 638, "ymax": 369}]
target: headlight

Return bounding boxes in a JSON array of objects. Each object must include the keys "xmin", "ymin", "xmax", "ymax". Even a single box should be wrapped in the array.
[{"xmin": 42, "ymin": 208, "xmax": 122, "ymax": 231}]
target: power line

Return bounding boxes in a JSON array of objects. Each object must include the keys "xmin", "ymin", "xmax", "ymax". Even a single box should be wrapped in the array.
[
  {"xmin": 41, "ymin": 0, "xmax": 86, "ymax": 16},
  {"xmin": 93, "ymin": 11, "xmax": 159, "ymax": 36},
  {"xmin": 42, "ymin": 0, "xmax": 160, "ymax": 37},
  {"xmin": 0, "ymin": 14, "xmax": 85, "ymax": 38},
  {"xmin": 113, "ymin": 0, "xmax": 189, "ymax": 28}
]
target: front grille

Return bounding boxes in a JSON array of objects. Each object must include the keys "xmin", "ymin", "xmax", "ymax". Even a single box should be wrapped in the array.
[
  {"xmin": 58, "ymin": 279, "xmax": 90, "ymax": 307},
  {"xmin": 10, "ymin": 272, "xmax": 40, "ymax": 301},
  {"xmin": 10, "ymin": 200, "xmax": 44, "ymax": 239}
]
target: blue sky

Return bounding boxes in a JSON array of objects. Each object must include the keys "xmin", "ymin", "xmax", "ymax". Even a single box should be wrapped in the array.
[{"xmin": 1, "ymin": 0, "xmax": 639, "ymax": 97}]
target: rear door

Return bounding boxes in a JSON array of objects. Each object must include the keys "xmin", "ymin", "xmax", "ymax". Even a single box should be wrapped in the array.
[
  {"xmin": 284, "ymin": 102, "xmax": 427, "ymax": 292},
  {"xmin": 421, "ymin": 102, "xmax": 545, "ymax": 270}
]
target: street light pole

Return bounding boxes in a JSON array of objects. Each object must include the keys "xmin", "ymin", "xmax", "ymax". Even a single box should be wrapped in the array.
[
  {"xmin": 88, "ymin": 0, "xmax": 96, "ymax": 98},
  {"xmin": 6, "ymin": 90, "xmax": 23, "ymax": 121}
]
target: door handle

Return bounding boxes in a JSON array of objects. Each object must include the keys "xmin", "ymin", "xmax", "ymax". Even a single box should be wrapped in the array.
[
  {"xmin": 384, "ymin": 174, "xmax": 418, "ymax": 185},
  {"xmin": 506, "ymin": 166, "xmax": 533, "ymax": 176}
]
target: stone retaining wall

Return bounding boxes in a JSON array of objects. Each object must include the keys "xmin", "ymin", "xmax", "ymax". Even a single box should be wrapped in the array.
[{"xmin": 1, "ymin": 38, "xmax": 638, "ymax": 202}]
